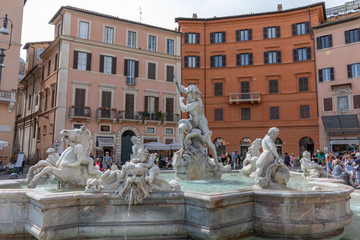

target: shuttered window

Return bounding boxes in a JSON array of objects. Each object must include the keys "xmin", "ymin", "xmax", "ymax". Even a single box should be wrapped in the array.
[
  {"xmin": 236, "ymin": 53, "xmax": 253, "ymax": 66},
  {"xmin": 74, "ymin": 88, "xmax": 85, "ymax": 116},
  {"xmin": 318, "ymin": 67, "xmax": 334, "ymax": 82},
  {"xmin": 263, "ymin": 26, "xmax": 280, "ymax": 39},
  {"xmin": 147, "ymin": 62, "xmax": 156, "ymax": 80},
  {"xmin": 299, "ymin": 77, "xmax": 309, "ymax": 92},
  {"xmin": 125, "ymin": 94, "xmax": 135, "ymax": 119},
  {"xmin": 210, "ymin": 32, "xmax": 226, "ymax": 43},
  {"xmin": 324, "ymin": 98, "xmax": 333, "ymax": 111},
  {"xmin": 215, "ymin": 109, "xmax": 223, "ymax": 121},
  {"xmin": 73, "ymin": 51, "xmax": 91, "ymax": 71},
  {"xmin": 264, "ymin": 51, "xmax": 281, "ymax": 64},
  {"xmin": 345, "ymin": 28, "xmax": 360, "ymax": 44},
  {"xmin": 293, "ymin": 47, "xmax": 311, "ymax": 61},
  {"xmin": 269, "ymin": 80, "xmax": 278, "ymax": 94},
  {"xmin": 316, "ymin": 35, "xmax": 333, "ymax": 49},
  {"xmin": 241, "ymin": 108, "xmax": 250, "ymax": 120},
  {"xmin": 292, "ymin": 22, "xmax": 310, "ymax": 36},
  {"xmin": 166, "ymin": 98, "xmax": 174, "ymax": 121},
  {"xmin": 353, "ymin": 95, "xmax": 360, "ymax": 109},
  {"xmin": 166, "ymin": 65, "xmax": 174, "ymax": 82},
  {"xmin": 300, "ymin": 105, "xmax": 310, "ymax": 119},
  {"xmin": 145, "ymin": 96, "xmax": 159, "ymax": 114},
  {"xmin": 270, "ymin": 107, "xmax": 279, "ymax": 120},
  {"xmin": 100, "ymin": 55, "xmax": 116, "ymax": 74},
  {"xmin": 236, "ymin": 29, "xmax": 252, "ymax": 41},
  {"xmin": 214, "ymin": 82, "xmax": 223, "ymax": 96},
  {"xmin": 124, "ymin": 59, "xmax": 139, "ymax": 85},
  {"xmin": 184, "ymin": 56, "xmax": 200, "ymax": 68},
  {"xmin": 347, "ymin": 63, "xmax": 360, "ymax": 78},
  {"xmin": 210, "ymin": 55, "xmax": 226, "ymax": 68},
  {"xmin": 184, "ymin": 33, "xmax": 200, "ymax": 44}
]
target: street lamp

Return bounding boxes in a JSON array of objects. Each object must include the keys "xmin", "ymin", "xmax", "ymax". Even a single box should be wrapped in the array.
[{"xmin": 0, "ymin": 14, "xmax": 14, "ymax": 87}]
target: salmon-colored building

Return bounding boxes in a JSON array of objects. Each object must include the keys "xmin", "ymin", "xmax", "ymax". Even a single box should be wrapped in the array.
[
  {"xmin": 31, "ymin": 6, "xmax": 181, "ymax": 163},
  {"xmin": 313, "ymin": 12, "xmax": 360, "ymax": 153},
  {"xmin": 0, "ymin": 0, "xmax": 26, "ymax": 163},
  {"xmin": 176, "ymin": 3, "xmax": 326, "ymax": 157}
]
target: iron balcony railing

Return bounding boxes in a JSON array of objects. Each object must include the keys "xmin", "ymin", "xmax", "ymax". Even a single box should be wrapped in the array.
[
  {"xmin": 68, "ymin": 106, "xmax": 91, "ymax": 119},
  {"xmin": 96, "ymin": 108, "xmax": 117, "ymax": 122},
  {"xmin": 0, "ymin": 90, "xmax": 16, "ymax": 102},
  {"xmin": 229, "ymin": 92, "xmax": 261, "ymax": 104}
]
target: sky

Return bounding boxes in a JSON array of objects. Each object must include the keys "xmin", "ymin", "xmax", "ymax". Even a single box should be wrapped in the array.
[{"xmin": 20, "ymin": 0, "xmax": 342, "ymax": 59}]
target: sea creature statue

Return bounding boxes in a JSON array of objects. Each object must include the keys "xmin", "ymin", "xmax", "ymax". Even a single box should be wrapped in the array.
[
  {"xmin": 27, "ymin": 127, "xmax": 102, "ymax": 189},
  {"xmin": 300, "ymin": 151, "xmax": 323, "ymax": 178},
  {"xmin": 85, "ymin": 140, "xmax": 180, "ymax": 205},
  {"xmin": 241, "ymin": 138, "xmax": 262, "ymax": 178},
  {"xmin": 172, "ymin": 79, "xmax": 222, "ymax": 180},
  {"xmin": 253, "ymin": 127, "xmax": 290, "ymax": 190}
]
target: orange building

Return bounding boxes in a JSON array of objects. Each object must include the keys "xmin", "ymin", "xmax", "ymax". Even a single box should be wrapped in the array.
[{"xmin": 176, "ymin": 3, "xmax": 326, "ymax": 157}]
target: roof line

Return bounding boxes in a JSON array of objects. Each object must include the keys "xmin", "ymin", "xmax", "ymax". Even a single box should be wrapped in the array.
[
  {"xmin": 313, "ymin": 13, "xmax": 360, "ymax": 29},
  {"xmin": 175, "ymin": 2, "xmax": 326, "ymax": 22},
  {"xmin": 23, "ymin": 41, "xmax": 53, "ymax": 50}
]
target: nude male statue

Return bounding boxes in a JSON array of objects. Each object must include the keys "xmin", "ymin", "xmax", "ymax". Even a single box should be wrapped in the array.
[{"xmin": 131, "ymin": 136, "xmax": 144, "ymax": 159}]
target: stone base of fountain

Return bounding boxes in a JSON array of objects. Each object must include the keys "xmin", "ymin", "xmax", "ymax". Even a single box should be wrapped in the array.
[{"xmin": 0, "ymin": 179, "xmax": 353, "ymax": 240}]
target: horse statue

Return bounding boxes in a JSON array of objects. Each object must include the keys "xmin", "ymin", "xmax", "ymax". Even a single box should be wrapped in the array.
[
  {"xmin": 241, "ymin": 138, "xmax": 262, "ymax": 177},
  {"xmin": 27, "ymin": 127, "xmax": 102, "ymax": 189}
]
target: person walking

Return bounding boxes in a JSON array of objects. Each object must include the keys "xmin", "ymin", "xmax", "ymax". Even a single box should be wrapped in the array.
[
  {"xmin": 353, "ymin": 152, "xmax": 360, "ymax": 188},
  {"xmin": 284, "ymin": 152, "xmax": 291, "ymax": 167},
  {"xmin": 102, "ymin": 152, "xmax": 112, "ymax": 170}
]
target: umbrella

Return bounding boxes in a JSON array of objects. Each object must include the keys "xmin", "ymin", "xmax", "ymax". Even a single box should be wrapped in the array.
[
  {"xmin": 167, "ymin": 142, "xmax": 181, "ymax": 150},
  {"xmin": 144, "ymin": 142, "xmax": 170, "ymax": 151}
]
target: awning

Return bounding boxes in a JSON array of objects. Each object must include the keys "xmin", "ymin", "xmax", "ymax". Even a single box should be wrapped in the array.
[
  {"xmin": 97, "ymin": 137, "xmax": 114, "ymax": 147},
  {"xmin": 167, "ymin": 142, "xmax": 181, "ymax": 150},
  {"xmin": 329, "ymin": 139, "xmax": 360, "ymax": 145},
  {"xmin": 0, "ymin": 140, "xmax": 8, "ymax": 147},
  {"xmin": 144, "ymin": 142, "xmax": 170, "ymax": 151}
]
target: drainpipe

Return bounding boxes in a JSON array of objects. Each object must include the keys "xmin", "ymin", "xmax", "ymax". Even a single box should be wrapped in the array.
[
  {"xmin": 28, "ymin": 72, "xmax": 35, "ymax": 162},
  {"xmin": 204, "ymin": 20, "xmax": 207, "ymax": 116},
  {"xmin": 309, "ymin": 7, "xmax": 319, "ymax": 118}
]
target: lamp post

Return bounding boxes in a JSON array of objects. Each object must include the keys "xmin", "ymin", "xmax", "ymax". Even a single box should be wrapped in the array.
[{"xmin": 0, "ymin": 14, "xmax": 14, "ymax": 88}]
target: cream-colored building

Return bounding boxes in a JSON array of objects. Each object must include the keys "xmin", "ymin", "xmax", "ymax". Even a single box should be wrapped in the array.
[
  {"xmin": 0, "ymin": 0, "xmax": 26, "ymax": 163},
  {"xmin": 314, "ymin": 12, "xmax": 360, "ymax": 153}
]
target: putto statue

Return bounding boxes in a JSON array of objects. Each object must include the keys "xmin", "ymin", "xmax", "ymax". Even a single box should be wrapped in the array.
[
  {"xmin": 253, "ymin": 127, "xmax": 290, "ymax": 189},
  {"xmin": 300, "ymin": 151, "xmax": 323, "ymax": 178},
  {"xmin": 172, "ymin": 80, "xmax": 222, "ymax": 180},
  {"xmin": 85, "ymin": 137, "xmax": 180, "ymax": 205},
  {"xmin": 26, "ymin": 127, "xmax": 102, "ymax": 189},
  {"xmin": 241, "ymin": 138, "xmax": 262, "ymax": 178}
]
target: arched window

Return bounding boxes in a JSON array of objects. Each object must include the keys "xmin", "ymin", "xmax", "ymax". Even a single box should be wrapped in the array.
[
  {"xmin": 275, "ymin": 138, "xmax": 283, "ymax": 156},
  {"xmin": 299, "ymin": 137, "xmax": 314, "ymax": 156},
  {"xmin": 240, "ymin": 137, "xmax": 252, "ymax": 154}
]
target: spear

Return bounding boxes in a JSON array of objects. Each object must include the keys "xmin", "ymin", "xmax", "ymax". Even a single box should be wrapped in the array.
[{"xmin": 173, "ymin": 73, "xmax": 182, "ymax": 96}]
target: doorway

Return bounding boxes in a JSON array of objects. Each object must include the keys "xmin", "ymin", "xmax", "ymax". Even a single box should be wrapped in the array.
[{"xmin": 121, "ymin": 130, "xmax": 135, "ymax": 164}]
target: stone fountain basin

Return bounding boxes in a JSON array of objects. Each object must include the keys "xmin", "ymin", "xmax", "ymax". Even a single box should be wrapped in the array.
[{"xmin": 0, "ymin": 178, "xmax": 353, "ymax": 240}]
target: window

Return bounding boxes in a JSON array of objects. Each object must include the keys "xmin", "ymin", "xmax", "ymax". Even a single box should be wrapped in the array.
[
  {"xmin": 73, "ymin": 123, "xmax": 84, "ymax": 129},
  {"xmin": 79, "ymin": 21, "xmax": 89, "ymax": 39},
  {"xmin": 299, "ymin": 77, "xmax": 309, "ymax": 92},
  {"xmin": 324, "ymin": 98, "xmax": 333, "ymax": 111},
  {"xmin": 74, "ymin": 88, "xmax": 85, "ymax": 116},
  {"xmin": 319, "ymin": 67, "xmax": 334, "ymax": 82},
  {"xmin": 165, "ymin": 98, "xmax": 174, "ymax": 121},
  {"xmin": 292, "ymin": 22, "xmax": 310, "ymax": 36},
  {"xmin": 57, "ymin": 24, "xmax": 61, "ymax": 36},
  {"xmin": 214, "ymin": 82, "xmax": 223, "ymax": 96},
  {"xmin": 269, "ymin": 80, "xmax": 278, "ymax": 94},
  {"xmin": 241, "ymin": 108, "xmax": 250, "ymax": 120},
  {"xmin": 236, "ymin": 29, "xmax": 252, "ymax": 41},
  {"xmin": 165, "ymin": 128, "xmax": 174, "ymax": 135},
  {"xmin": 100, "ymin": 55, "xmax": 116, "ymax": 74},
  {"xmin": 101, "ymin": 91, "xmax": 112, "ymax": 118},
  {"xmin": 300, "ymin": 105, "xmax": 310, "ymax": 119},
  {"xmin": 47, "ymin": 60, "xmax": 51, "ymax": 76},
  {"xmin": 236, "ymin": 53, "xmax": 253, "ymax": 66},
  {"xmin": 28, "ymin": 94, "xmax": 31, "ymax": 110},
  {"xmin": 353, "ymin": 95, "xmax": 360, "ymax": 109},
  {"xmin": 316, "ymin": 35, "xmax": 333, "ymax": 49},
  {"xmin": 263, "ymin": 26, "xmax": 280, "ymax": 39},
  {"xmin": 51, "ymin": 87, "xmax": 56, "ymax": 108},
  {"xmin": 167, "ymin": 39, "xmax": 174, "ymax": 55},
  {"xmin": 214, "ymin": 109, "xmax": 223, "ymax": 121},
  {"xmin": 293, "ymin": 47, "xmax": 311, "ymax": 61},
  {"xmin": 44, "ymin": 90, "xmax": 48, "ymax": 111},
  {"xmin": 337, "ymin": 96, "xmax": 349, "ymax": 110},
  {"xmin": 33, "ymin": 120, "xmax": 37, "ymax": 138},
  {"xmin": 124, "ymin": 59, "xmax": 138, "ymax": 85},
  {"xmin": 184, "ymin": 33, "xmax": 200, "ymax": 44},
  {"xmin": 36, "ymin": 48, "xmax": 43, "ymax": 60},
  {"xmin": 210, "ymin": 55, "xmax": 226, "ymax": 68},
  {"xmin": 43, "ymin": 126, "xmax": 47, "ymax": 135},
  {"xmin": 73, "ymin": 51, "xmax": 91, "ymax": 71},
  {"xmin": 37, "ymin": 127, "xmax": 40, "ymax": 141},
  {"xmin": 166, "ymin": 65, "xmax": 174, "ymax": 82},
  {"xmin": 210, "ymin": 32, "xmax": 226, "ymax": 43},
  {"xmin": 347, "ymin": 63, "xmax": 360, "ymax": 78},
  {"xmin": 270, "ymin": 107, "xmax": 279, "ymax": 120},
  {"xmin": 100, "ymin": 125, "xmax": 111, "ymax": 133},
  {"xmin": 104, "ymin": 26, "xmax": 114, "ymax": 44},
  {"xmin": 54, "ymin": 53, "xmax": 58, "ymax": 71},
  {"xmin": 147, "ymin": 62, "xmax": 156, "ymax": 80},
  {"xmin": 345, "ymin": 28, "xmax": 360, "ymax": 44},
  {"xmin": 184, "ymin": 56, "xmax": 200, "ymax": 68},
  {"xmin": 128, "ymin": 31, "xmax": 136, "ymax": 48},
  {"xmin": 148, "ymin": 35, "xmax": 156, "ymax": 52},
  {"xmin": 145, "ymin": 96, "xmax": 159, "ymax": 115},
  {"xmin": 125, "ymin": 93, "xmax": 135, "ymax": 118},
  {"xmin": 264, "ymin": 51, "xmax": 281, "ymax": 64},
  {"xmin": 241, "ymin": 81, "xmax": 250, "ymax": 99},
  {"xmin": 146, "ymin": 127, "xmax": 155, "ymax": 134}
]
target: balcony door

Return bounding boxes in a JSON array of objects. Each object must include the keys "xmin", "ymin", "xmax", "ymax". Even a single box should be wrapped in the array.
[
  {"xmin": 74, "ymin": 88, "xmax": 85, "ymax": 116},
  {"xmin": 166, "ymin": 98, "xmax": 174, "ymax": 121},
  {"xmin": 241, "ymin": 81, "xmax": 250, "ymax": 99},
  {"xmin": 125, "ymin": 93, "xmax": 134, "ymax": 119},
  {"xmin": 101, "ymin": 91, "xmax": 112, "ymax": 118}
]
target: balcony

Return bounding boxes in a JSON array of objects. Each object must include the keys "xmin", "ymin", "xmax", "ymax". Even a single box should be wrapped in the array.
[
  {"xmin": 96, "ymin": 108, "xmax": 117, "ymax": 123},
  {"xmin": 68, "ymin": 106, "xmax": 91, "ymax": 121},
  {"xmin": 117, "ymin": 111, "xmax": 142, "ymax": 123},
  {"xmin": 165, "ymin": 114, "xmax": 181, "ymax": 123},
  {"xmin": 0, "ymin": 90, "xmax": 16, "ymax": 112},
  {"xmin": 229, "ymin": 92, "xmax": 261, "ymax": 104}
]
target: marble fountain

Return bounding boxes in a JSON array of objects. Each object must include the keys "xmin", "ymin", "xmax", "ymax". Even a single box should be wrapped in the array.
[{"xmin": 0, "ymin": 83, "xmax": 355, "ymax": 239}]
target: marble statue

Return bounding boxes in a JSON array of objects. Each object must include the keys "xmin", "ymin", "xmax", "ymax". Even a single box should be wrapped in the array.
[
  {"xmin": 241, "ymin": 138, "xmax": 262, "ymax": 178},
  {"xmin": 27, "ymin": 127, "xmax": 102, "ymax": 189},
  {"xmin": 131, "ymin": 136, "xmax": 144, "ymax": 159},
  {"xmin": 300, "ymin": 150, "xmax": 323, "ymax": 178},
  {"xmin": 85, "ymin": 139, "xmax": 180, "ymax": 205},
  {"xmin": 172, "ymin": 80, "xmax": 222, "ymax": 180},
  {"xmin": 253, "ymin": 127, "xmax": 290, "ymax": 189}
]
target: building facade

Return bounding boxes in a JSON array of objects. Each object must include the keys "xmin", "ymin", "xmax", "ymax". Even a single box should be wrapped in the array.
[
  {"xmin": 176, "ymin": 3, "xmax": 326, "ymax": 157},
  {"xmin": 35, "ymin": 6, "xmax": 181, "ymax": 163},
  {"xmin": 0, "ymin": 0, "xmax": 26, "ymax": 163},
  {"xmin": 313, "ymin": 12, "xmax": 360, "ymax": 153}
]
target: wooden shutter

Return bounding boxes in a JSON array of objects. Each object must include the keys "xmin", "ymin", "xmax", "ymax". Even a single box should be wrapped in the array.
[
  {"xmin": 166, "ymin": 98, "xmax": 174, "ymax": 116},
  {"xmin": 196, "ymin": 56, "xmax": 200, "ymax": 68},
  {"xmin": 210, "ymin": 56, "xmax": 215, "ymax": 67},
  {"xmin": 299, "ymin": 77, "xmax": 308, "ymax": 92},
  {"xmin": 330, "ymin": 67, "xmax": 334, "ymax": 80},
  {"xmin": 99, "ymin": 55, "xmax": 104, "ymax": 73},
  {"xmin": 210, "ymin": 32, "xmax": 214, "ymax": 43},
  {"xmin": 144, "ymin": 96, "xmax": 149, "ymax": 112},
  {"xmin": 277, "ymin": 51, "xmax": 281, "ymax": 63},
  {"xmin": 291, "ymin": 24, "xmax": 296, "ymax": 36},
  {"xmin": 249, "ymin": 53, "xmax": 253, "ymax": 65},
  {"xmin": 124, "ymin": 59, "xmax": 128, "ymax": 76},
  {"xmin": 347, "ymin": 64, "xmax": 353, "ymax": 78},
  {"xmin": 86, "ymin": 53, "xmax": 92, "ymax": 71},
  {"xmin": 73, "ymin": 51, "xmax": 78, "ymax": 69},
  {"xmin": 155, "ymin": 97, "xmax": 159, "ymax": 112},
  {"xmin": 196, "ymin": 33, "xmax": 200, "ymax": 43},
  {"xmin": 214, "ymin": 82, "xmax": 223, "ymax": 96},
  {"xmin": 75, "ymin": 88, "xmax": 85, "ymax": 108},
  {"xmin": 222, "ymin": 55, "xmax": 226, "ymax": 67},
  {"xmin": 135, "ymin": 61, "xmax": 139, "ymax": 77},
  {"xmin": 316, "ymin": 37, "xmax": 321, "ymax": 49},
  {"xmin": 236, "ymin": 54, "xmax": 240, "ymax": 66},
  {"xmin": 345, "ymin": 30, "xmax": 349, "ymax": 44},
  {"xmin": 264, "ymin": 52, "xmax": 268, "ymax": 64},
  {"xmin": 111, "ymin": 57, "xmax": 117, "ymax": 74},
  {"xmin": 241, "ymin": 81, "xmax": 250, "ymax": 93},
  {"xmin": 306, "ymin": 47, "xmax": 311, "ymax": 60},
  {"xmin": 305, "ymin": 21, "xmax": 310, "ymax": 34},
  {"xmin": 248, "ymin": 29, "xmax": 252, "ymax": 40},
  {"xmin": 353, "ymin": 95, "xmax": 360, "ymax": 109},
  {"xmin": 236, "ymin": 30, "xmax": 240, "ymax": 41},
  {"xmin": 329, "ymin": 35, "xmax": 333, "ymax": 47},
  {"xmin": 184, "ymin": 33, "xmax": 189, "ymax": 43},
  {"xmin": 318, "ymin": 69, "xmax": 323, "ymax": 82},
  {"xmin": 166, "ymin": 65, "xmax": 174, "ymax": 82},
  {"xmin": 125, "ymin": 94, "xmax": 134, "ymax": 113},
  {"xmin": 293, "ymin": 49, "xmax": 298, "ymax": 61},
  {"xmin": 102, "ymin": 91, "xmax": 111, "ymax": 108},
  {"xmin": 222, "ymin": 32, "xmax": 226, "ymax": 42},
  {"xmin": 324, "ymin": 98, "xmax": 333, "ymax": 111},
  {"xmin": 184, "ymin": 56, "xmax": 189, "ymax": 68},
  {"xmin": 263, "ymin": 27, "xmax": 268, "ymax": 39},
  {"xmin": 276, "ymin": 26, "xmax": 280, "ymax": 38},
  {"xmin": 148, "ymin": 62, "xmax": 156, "ymax": 80}
]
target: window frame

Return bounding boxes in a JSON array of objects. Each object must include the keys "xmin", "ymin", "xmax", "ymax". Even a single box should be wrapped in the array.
[
  {"xmin": 79, "ymin": 21, "xmax": 89, "ymax": 40},
  {"xmin": 241, "ymin": 108, "xmax": 250, "ymax": 121},
  {"xmin": 236, "ymin": 29, "xmax": 252, "ymax": 41},
  {"xmin": 270, "ymin": 106, "xmax": 279, "ymax": 120},
  {"xmin": 104, "ymin": 26, "xmax": 114, "ymax": 44},
  {"xmin": 214, "ymin": 108, "xmax": 223, "ymax": 121},
  {"xmin": 148, "ymin": 35, "xmax": 157, "ymax": 52},
  {"xmin": 300, "ymin": 105, "xmax": 310, "ymax": 119},
  {"xmin": 263, "ymin": 26, "xmax": 280, "ymax": 39},
  {"xmin": 298, "ymin": 77, "xmax": 309, "ymax": 92},
  {"xmin": 127, "ymin": 31, "xmax": 137, "ymax": 48},
  {"xmin": 316, "ymin": 34, "xmax": 333, "ymax": 49},
  {"xmin": 214, "ymin": 82, "xmax": 223, "ymax": 96},
  {"xmin": 166, "ymin": 38, "xmax": 174, "ymax": 55}
]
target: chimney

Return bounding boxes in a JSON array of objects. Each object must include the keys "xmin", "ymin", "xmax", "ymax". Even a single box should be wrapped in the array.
[
  {"xmin": 277, "ymin": 4, "xmax": 283, "ymax": 11},
  {"xmin": 192, "ymin": 13, "xmax": 198, "ymax": 19}
]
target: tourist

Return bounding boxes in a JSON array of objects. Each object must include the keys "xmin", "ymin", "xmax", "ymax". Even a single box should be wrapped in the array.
[
  {"xmin": 221, "ymin": 153, "xmax": 226, "ymax": 164},
  {"xmin": 316, "ymin": 150, "xmax": 322, "ymax": 165},
  {"xmin": 290, "ymin": 153, "xmax": 295, "ymax": 170},
  {"xmin": 353, "ymin": 152, "xmax": 360, "ymax": 188},
  {"xmin": 232, "ymin": 150, "xmax": 239, "ymax": 169},
  {"xmin": 345, "ymin": 154, "xmax": 354, "ymax": 186},
  {"xmin": 284, "ymin": 152, "xmax": 291, "ymax": 167},
  {"xmin": 102, "ymin": 152, "xmax": 112, "ymax": 169},
  {"xmin": 332, "ymin": 159, "xmax": 343, "ymax": 179},
  {"xmin": 94, "ymin": 158, "xmax": 102, "ymax": 170},
  {"xmin": 226, "ymin": 153, "xmax": 232, "ymax": 166},
  {"xmin": 89, "ymin": 153, "xmax": 94, "ymax": 159},
  {"xmin": 325, "ymin": 154, "xmax": 332, "ymax": 178}
]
